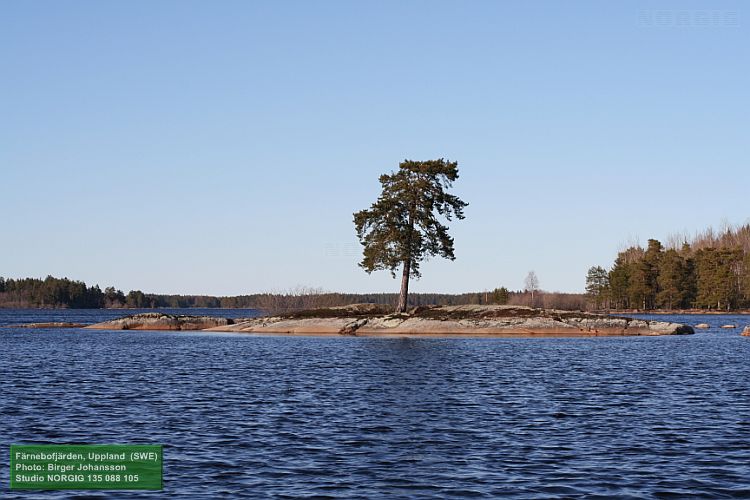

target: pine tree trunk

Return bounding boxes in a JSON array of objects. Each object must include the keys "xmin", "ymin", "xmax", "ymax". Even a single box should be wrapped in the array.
[
  {"xmin": 396, "ymin": 259, "xmax": 410, "ymax": 313},
  {"xmin": 397, "ymin": 201, "xmax": 415, "ymax": 314}
]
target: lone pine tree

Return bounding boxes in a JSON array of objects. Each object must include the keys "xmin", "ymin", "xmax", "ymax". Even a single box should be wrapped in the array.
[{"xmin": 353, "ymin": 159, "xmax": 468, "ymax": 313}]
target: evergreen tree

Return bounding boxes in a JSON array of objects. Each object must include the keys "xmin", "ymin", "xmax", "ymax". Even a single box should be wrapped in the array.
[
  {"xmin": 656, "ymin": 249, "xmax": 686, "ymax": 309},
  {"xmin": 695, "ymin": 248, "xmax": 742, "ymax": 310},
  {"xmin": 743, "ymin": 252, "xmax": 750, "ymax": 306},
  {"xmin": 624, "ymin": 240, "xmax": 661, "ymax": 310},
  {"xmin": 104, "ymin": 287, "xmax": 126, "ymax": 308},
  {"xmin": 492, "ymin": 286, "xmax": 510, "ymax": 305},
  {"xmin": 680, "ymin": 243, "xmax": 698, "ymax": 307},
  {"xmin": 642, "ymin": 239, "xmax": 663, "ymax": 309},
  {"xmin": 585, "ymin": 265, "xmax": 610, "ymax": 309},
  {"xmin": 126, "ymin": 290, "xmax": 148, "ymax": 308},
  {"xmin": 87, "ymin": 285, "xmax": 105, "ymax": 308},
  {"xmin": 608, "ymin": 255, "xmax": 631, "ymax": 309},
  {"xmin": 354, "ymin": 159, "xmax": 468, "ymax": 312}
]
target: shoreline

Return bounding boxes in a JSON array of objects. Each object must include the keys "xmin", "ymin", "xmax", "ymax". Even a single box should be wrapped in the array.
[
  {"xmin": 606, "ymin": 310, "xmax": 750, "ymax": 316},
  {"xmin": 81, "ymin": 305, "xmax": 696, "ymax": 337},
  {"xmin": 201, "ymin": 329, "xmax": 687, "ymax": 339}
]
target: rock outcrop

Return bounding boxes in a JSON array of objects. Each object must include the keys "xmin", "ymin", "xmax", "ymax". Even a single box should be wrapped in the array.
[
  {"xmin": 202, "ymin": 304, "xmax": 694, "ymax": 337},
  {"xmin": 85, "ymin": 313, "xmax": 233, "ymax": 331},
  {"xmin": 83, "ymin": 305, "xmax": 693, "ymax": 337}
]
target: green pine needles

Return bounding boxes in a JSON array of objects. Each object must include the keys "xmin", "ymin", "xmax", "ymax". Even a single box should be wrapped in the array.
[{"xmin": 353, "ymin": 159, "xmax": 468, "ymax": 312}]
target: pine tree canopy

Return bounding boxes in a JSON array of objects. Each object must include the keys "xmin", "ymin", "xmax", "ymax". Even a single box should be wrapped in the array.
[{"xmin": 353, "ymin": 159, "xmax": 468, "ymax": 279}]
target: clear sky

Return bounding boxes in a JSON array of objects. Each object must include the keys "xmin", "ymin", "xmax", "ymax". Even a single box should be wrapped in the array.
[{"xmin": 1, "ymin": 1, "xmax": 747, "ymax": 295}]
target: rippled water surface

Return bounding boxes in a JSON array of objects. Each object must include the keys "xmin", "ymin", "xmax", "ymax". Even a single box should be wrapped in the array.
[{"xmin": 2, "ymin": 310, "xmax": 750, "ymax": 498}]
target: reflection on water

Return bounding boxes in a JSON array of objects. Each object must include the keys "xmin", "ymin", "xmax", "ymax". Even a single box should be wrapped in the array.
[{"xmin": 1, "ymin": 310, "xmax": 749, "ymax": 498}]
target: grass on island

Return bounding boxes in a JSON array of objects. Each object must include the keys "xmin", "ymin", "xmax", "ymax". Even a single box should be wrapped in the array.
[{"xmin": 274, "ymin": 304, "xmax": 599, "ymax": 321}]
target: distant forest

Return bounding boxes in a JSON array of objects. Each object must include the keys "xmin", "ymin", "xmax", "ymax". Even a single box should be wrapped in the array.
[
  {"xmin": 587, "ymin": 223, "xmax": 750, "ymax": 310},
  {"xmin": 7, "ymin": 223, "xmax": 749, "ymax": 313},
  {"xmin": 0, "ymin": 277, "xmax": 587, "ymax": 311}
]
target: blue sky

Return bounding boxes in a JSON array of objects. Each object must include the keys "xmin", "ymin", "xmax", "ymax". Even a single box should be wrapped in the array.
[{"xmin": 1, "ymin": 1, "xmax": 747, "ymax": 295}]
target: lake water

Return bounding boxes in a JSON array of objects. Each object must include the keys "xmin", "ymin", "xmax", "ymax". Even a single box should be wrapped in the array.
[{"xmin": 1, "ymin": 309, "xmax": 749, "ymax": 498}]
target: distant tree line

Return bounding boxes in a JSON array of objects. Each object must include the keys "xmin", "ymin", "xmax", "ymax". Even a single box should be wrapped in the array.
[
  {"xmin": 0, "ymin": 276, "xmax": 589, "ymax": 311},
  {"xmin": 0, "ymin": 276, "xmax": 133, "ymax": 308},
  {"xmin": 0, "ymin": 276, "xmax": 251, "ymax": 309},
  {"xmin": 586, "ymin": 223, "xmax": 750, "ymax": 310}
]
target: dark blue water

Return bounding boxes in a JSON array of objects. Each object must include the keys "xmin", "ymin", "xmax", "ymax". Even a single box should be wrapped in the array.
[{"xmin": 2, "ymin": 310, "xmax": 750, "ymax": 498}]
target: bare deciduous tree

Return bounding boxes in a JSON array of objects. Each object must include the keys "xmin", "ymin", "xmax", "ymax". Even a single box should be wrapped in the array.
[{"xmin": 524, "ymin": 270, "xmax": 540, "ymax": 307}]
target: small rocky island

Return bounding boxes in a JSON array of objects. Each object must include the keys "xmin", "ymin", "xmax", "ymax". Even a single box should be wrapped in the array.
[
  {"xmin": 84, "ymin": 304, "xmax": 695, "ymax": 337},
  {"xmin": 84, "ymin": 313, "xmax": 234, "ymax": 331}
]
